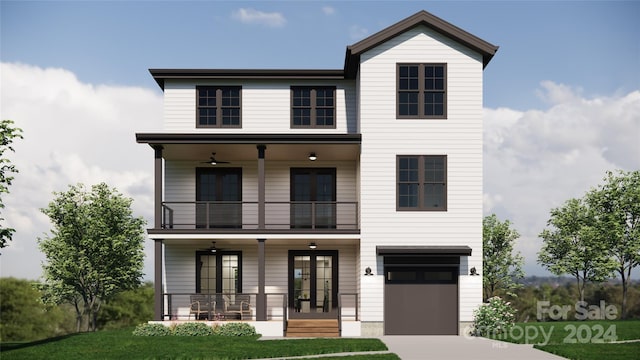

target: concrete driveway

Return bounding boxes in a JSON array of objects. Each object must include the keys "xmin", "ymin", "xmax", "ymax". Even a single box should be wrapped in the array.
[{"xmin": 380, "ymin": 335, "xmax": 566, "ymax": 360}]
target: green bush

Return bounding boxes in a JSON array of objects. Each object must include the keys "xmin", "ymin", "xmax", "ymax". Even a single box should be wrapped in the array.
[
  {"xmin": 132, "ymin": 323, "xmax": 172, "ymax": 336},
  {"xmin": 213, "ymin": 322, "xmax": 258, "ymax": 337},
  {"xmin": 173, "ymin": 322, "xmax": 214, "ymax": 336},
  {"xmin": 471, "ymin": 296, "xmax": 516, "ymax": 337}
]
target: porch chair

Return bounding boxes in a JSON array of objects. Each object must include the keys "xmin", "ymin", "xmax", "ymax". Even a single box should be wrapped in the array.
[
  {"xmin": 224, "ymin": 294, "xmax": 252, "ymax": 320},
  {"xmin": 189, "ymin": 294, "xmax": 215, "ymax": 320}
]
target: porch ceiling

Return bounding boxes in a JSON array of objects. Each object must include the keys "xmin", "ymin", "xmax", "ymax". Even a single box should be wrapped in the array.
[
  {"xmin": 160, "ymin": 143, "xmax": 360, "ymax": 161},
  {"xmin": 136, "ymin": 133, "xmax": 361, "ymax": 161},
  {"xmin": 161, "ymin": 238, "xmax": 360, "ymax": 247}
]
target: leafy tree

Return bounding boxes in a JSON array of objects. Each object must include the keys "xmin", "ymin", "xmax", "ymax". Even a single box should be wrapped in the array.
[
  {"xmin": 0, "ymin": 278, "xmax": 73, "ymax": 341},
  {"xmin": 38, "ymin": 183, "xmax": 146, "ymax": 332},
  {"xmin": 0, "ymin": 119, "xmax": 23, "ymax": 250},
  {"xmin": 586, "ymin": 170, "xmax": 640, "ymax": 319},
  {"xmin": 482, "ymin": 214, "xmax": 524, "ymax": 300},
  {"xmin": 538, "ymin": 198, "xmax": 617, "ymax": 303},
  {"xmin": 96, "ymin": 282, "xmax": 154, "ymax": 330}
]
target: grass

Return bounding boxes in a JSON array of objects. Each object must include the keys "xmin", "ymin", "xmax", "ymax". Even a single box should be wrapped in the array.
[
  {"xmin": 0, "ymin": 328, "xmax": 391, "ymax": 360},
  {"xmin": 484, "ymin": 320, "xmax": 640, "ymax": 360}
]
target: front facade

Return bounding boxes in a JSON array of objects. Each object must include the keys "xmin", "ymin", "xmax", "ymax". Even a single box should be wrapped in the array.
[{"xmin": 137, "ymin": 10, "xmax": 497, "ymax": 336}]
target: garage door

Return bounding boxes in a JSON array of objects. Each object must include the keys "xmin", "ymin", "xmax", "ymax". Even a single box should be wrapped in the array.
[{"xmin": 384, "ymin": 266, "xmax": 458, "ymax": 335}]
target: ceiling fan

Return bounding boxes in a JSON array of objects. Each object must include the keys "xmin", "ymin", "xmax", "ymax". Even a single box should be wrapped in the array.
[
  {"xmin": 199, "ymin": 241, "xmax": 218, "ymax": 254},
  {"xmin": 201, "ymin": 152, "xmax": 230, "ymax": 165}
]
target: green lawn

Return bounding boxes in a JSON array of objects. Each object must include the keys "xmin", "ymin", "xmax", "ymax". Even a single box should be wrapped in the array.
[
  {"xmin": 485, "ymin": 320, "xmax": 640, "ymax": 360},
  {"xmin": 0, "ymin": 329, "xmax": 392, "ymax": 360}
]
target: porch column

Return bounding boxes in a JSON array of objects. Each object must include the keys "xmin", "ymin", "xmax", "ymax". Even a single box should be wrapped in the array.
[
  {"xmin": 257, "ymin": 144, "xmax": 266, "ymax": 229},
  {"xmin": 153, "ymin": 145, "xmax": 164, "ymax": 321},
  {"xmin": 154, "ymin": 239, "xmax": 163, "ymax": 320},
  {"xmin": 257, "ymin": 238, "xmax": 267, "ymax": 321},
  {"xmin": 153, "ymin": 145, "xmax": 163, "ymax": 229}
]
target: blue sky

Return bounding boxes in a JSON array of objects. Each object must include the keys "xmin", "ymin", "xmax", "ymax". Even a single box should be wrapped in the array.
[{"xmin": 1, "ymin": 1, "xmax": 639, "ymax": 280}]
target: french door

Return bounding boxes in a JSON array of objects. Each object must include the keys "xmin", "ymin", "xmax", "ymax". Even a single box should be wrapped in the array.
[
  {"xmin": 196, "ymin": 168, "xmax": 242, "ymax": 228},
  {"xmin": 290, "ymin": 168, "xmax": 336, "ymax": 229},
  {"xmin": 288, "ymin": 250, "xmax": 338, "ymax": 319}
]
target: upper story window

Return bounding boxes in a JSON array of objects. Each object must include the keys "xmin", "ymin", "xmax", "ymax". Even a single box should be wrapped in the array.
[
  {"xmin": 197, "ymin": 86, "xmax": 241, "ymax": 128},
  {"xmin": 397, "ymin": 64, "xmax": 446, "ymax": 119},
  {"xmin": 291, "ymin": 86, "xmax": 336, "ymax": 128},
  {"xmin": 397, "ymin": 155, "xmax": 447, "ymax": 211}
]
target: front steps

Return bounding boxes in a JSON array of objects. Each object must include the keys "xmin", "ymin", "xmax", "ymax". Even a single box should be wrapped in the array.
[{"xmin": 286, "ymin": 319, "xmax": 340, "ymax": 337}]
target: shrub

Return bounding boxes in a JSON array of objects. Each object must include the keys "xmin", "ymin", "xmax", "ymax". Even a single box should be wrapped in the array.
[
  {"xmin": 213, "ymin": 322, "xmax": 258, "ymax": 337},
  {"xmin": 471, "ymin": 296, "xmax": 516, "ymax": 337},
  {"xmin": 173, "ymin": 322, "xmax": 214, "ymax": 336},
  {"xmin": 132, "ymin": 323, "xmax": 172, "ymax": 336}
]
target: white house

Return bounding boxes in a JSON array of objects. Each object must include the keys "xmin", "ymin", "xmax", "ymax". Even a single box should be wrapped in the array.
[{"xmin": 136, "ymin": 10, "xmax": 498, "ymax": 337}]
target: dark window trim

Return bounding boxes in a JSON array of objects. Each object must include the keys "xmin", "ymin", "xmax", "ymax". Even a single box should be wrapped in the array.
[
  {"xmin": 290, "ymin": 86, "xmax": 337, "ymax": 129},
  {"xmin": 195, "ymin": 250, "xmax": 243, "ymax": 294},
  {"xmin": 195, "ymin": 167, "xmax": 243, "ymax": 202},
  {"xmin": 196, "ymin": 86, "xmax": 242, "ymax": 128},
  {"xmin": 396, "ymin": 155, "xmax": 447, "ymax": 211},
  {"xmin": 396, "ymin": 63, "xmax": 447, "ymax": 119}
]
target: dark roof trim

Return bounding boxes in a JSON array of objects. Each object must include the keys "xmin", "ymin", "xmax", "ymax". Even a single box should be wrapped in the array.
[
  {"xmin": 150, "ymin": 69, "xmax": 345, "ymax": 89},
  {"xmin": 376, "ymin": 245, "xmax": 472, "ymax": 256},
  {"xmin": 136, "ymin": 133, "xmax": 362, "ymax": 145},
  {"xmin": 344, "ymin": 10, "xmax": 498, "ymax": 77}
]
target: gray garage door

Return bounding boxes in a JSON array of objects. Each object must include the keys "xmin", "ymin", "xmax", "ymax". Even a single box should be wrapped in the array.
[{"xmin": 384, "ymin": 265, "xmax": 458, "ymax": 335}]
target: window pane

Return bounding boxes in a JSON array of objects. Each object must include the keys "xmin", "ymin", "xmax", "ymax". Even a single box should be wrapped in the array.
[
  {"xmin": 199, "ymin": 108, "xmax": 216, "ymax": 126},
  {"xmin": 399, "ymin": 65, "xmax": 419, "ymax": 90},
  {"xmin": 399, "ymin": 183, "xmax": 418, "ymax": 207},
  {"xmin": 399, "ymin": 92, "xmax": 418, "ymax": 116},
  {"xmin": 424, "ymin": 183, "xmax": 445, "ymax": 209}
]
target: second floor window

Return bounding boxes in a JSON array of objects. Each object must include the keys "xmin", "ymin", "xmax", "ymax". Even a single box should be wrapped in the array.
[
  {"xmin": 197, "ymin": 86, "xmax": 241, "ymax": 128},
  {"xmin": 291, "ymin": 87, "xmax": 336, "ymax": 128},
  {"xmin": 397, "ymin": 64, "xmax": 447, "ymax": 119},
  {"xmin": 397, "ymin": 155, "xmax": 447, "ymax": 211}
]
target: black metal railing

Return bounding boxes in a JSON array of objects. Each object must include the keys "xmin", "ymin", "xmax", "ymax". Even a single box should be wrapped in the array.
[
  {"xmin": 160, "ymin": 201, "xmax": 359, "ymax": 231},
  {"xmin": 162, "ymin": 293, "xmax": 287, "ymax": 322}
]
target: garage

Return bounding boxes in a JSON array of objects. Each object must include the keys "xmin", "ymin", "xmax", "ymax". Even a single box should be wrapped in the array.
[{"xmin": 377, "ymin": 246, "xmax": 471, "ymax": 335}]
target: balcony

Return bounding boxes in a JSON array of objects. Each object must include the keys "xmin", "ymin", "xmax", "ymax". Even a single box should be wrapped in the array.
[{"xmin": 161, "ymin": 201, "xmax": 359, "ymax": 232}]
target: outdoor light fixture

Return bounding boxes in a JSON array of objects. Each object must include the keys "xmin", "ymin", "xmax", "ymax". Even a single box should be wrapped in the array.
[
  {"xmin": 470, "ymin": 267, "xmax": 479, "ymax": 276},
  {"xmin": 309, "ymin": 242, "xmax": 317, "ymax": 249},
  {"xmin": 209, "ymin": 241, "xmax": 217, "ymax": 254},
  {"xmin": 364, "ymin": 267, "xmax": 374, "ymax": 276},
  {"xmin": 308, "ymin": 152, "xmax": 317, "ymax": 161}
]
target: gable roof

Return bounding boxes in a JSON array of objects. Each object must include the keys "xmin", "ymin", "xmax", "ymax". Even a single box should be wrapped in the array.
[
  {"xmin": 344, "ymin": 10, "xmax": 499, "ymax": 77},
  {"xmin": 149, "ymin": 10, "xmax": 498, "ymax": 89}
]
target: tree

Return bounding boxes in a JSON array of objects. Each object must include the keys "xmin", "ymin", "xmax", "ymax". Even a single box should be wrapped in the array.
[
  {"xmin": 0, "ymin": 119, "xmax": 23, "ymax": 250},
  {"xmin": 0, "ymin": 278, "xmax": 73, "ymax": 341},
  {"xmin": 538, "ymin": 198, "xmax": 616, "ymax": 303},
  {"xmin": 482, "ymin": 214, "xmax": 524, "ymax": 300},
  {"xmin": 38, "ymin": 183, "xmax": 146, "ymax": 332},
  {"xmin": 96, "ymin": 282, "xmax": 154, "ymax": 330},
  {"xmin": 586, "ymin": 170, "xmax": 640, "ymax": 319}
]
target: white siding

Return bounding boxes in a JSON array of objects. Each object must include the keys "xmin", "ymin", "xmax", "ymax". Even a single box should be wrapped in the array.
[
  {"xmin": 162, "ymin": 81, "xmax": 357, "ymax": 134},
  {"xmin": 164, "ymin": 160, "xmax": 357, "ymax": 229},
  {"xmin": 358, "ymin": 26, "xmax": 484, "ymax": 323},
  {"xmin": 163, "ymin": 242, "xmax": 358, "ymax": 319}
]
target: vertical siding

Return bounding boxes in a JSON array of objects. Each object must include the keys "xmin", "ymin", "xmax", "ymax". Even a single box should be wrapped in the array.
[
  {"xmin": 358, "ymin": 26, "xmax": 484, "ymax": 322},
  {"xmin": 162, "ymin": 81, "xmax": 357, "ymax": 134}
]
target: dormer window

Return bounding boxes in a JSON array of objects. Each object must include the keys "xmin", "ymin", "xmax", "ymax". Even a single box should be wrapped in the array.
[
  {"xmin": 197, "ymin": 86, "xmax": 241, "ymax": 128},
  {"xmin": 291, "ymin": 86, "xmax": 336, "ymax": 128},
  {"xmin": 397, "ymin": 64, "xmax": 447, "ymax": 119}
]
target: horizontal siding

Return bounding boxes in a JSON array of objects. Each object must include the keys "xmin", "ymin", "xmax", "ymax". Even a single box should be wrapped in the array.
[
  {"xmin": 164, "ymin": 241, "xmax": 358, "ymax": 318},
  {"xmin": 164, "ymin": 160, "xmax": 357, "ymax": 229},
  {"xmin": 163, "ymin": 80, "xmax": 357, "ymax": 134},
  {"xmin": 358, "ymin": 25, "xmax": 484, "ymax": 322}
]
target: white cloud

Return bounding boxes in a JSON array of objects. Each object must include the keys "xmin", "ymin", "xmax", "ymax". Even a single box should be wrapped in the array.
[
  {"xmin": 484, "ymin": 81, "xmax": 640, "ymax": 276},
  {"xmin": 322, "ymin": 6, "xmax": 335, "ymax": 15},
  {"xmin": 231, "ymin": 8, "xmax": 286, "ymax": 28},
  {"xmin": 349, "ymin": 25, "xmax": 368, "ymax": 40},
  {"xmin": 0, "ymin": 62, "xmax": 163, "ymax": 280}
]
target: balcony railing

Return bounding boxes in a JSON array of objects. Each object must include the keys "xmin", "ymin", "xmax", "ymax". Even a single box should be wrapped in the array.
[{"xmin": 161, "ymin": 201, "xmax": 359, "ymax": 231}]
